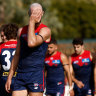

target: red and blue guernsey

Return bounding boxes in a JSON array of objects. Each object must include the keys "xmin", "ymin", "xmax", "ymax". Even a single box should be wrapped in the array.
[
  {"xmin": 12, "ymin": 24, "xmax": 49, "ymax": 92},
  {"xmin": 71, "ymin": 50, "xmax": 94, "ymax": 95},
  {"xmin": 45, "ymin": 51, "xmax": 65, "ymax": 95},
  {"xmin": 17, "ymin": 23, "xmax": 48, "ymax": 72},
  {"xmin": 0, "ymin": 40, "xmax": 17, "ymax": 96},
  {"xmin": 0, "ymin": 41, "xmax": 17, "ymax": 75}
]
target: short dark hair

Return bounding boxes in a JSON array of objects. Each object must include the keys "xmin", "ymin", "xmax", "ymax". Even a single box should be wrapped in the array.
[
  {"xmin": 48, "ymin": 38, "xmax": 57, "ymax": 45},
  {"xmin": 3, "ymin": 23, "xmax": 18, "ymax": 40},
  {"xmin": 72, "ymin": 38, "xmax": 83, "ymax": 45},
  {"xmin": 0, "ymin": 24, "xmax": 6, "ymax": 33}
]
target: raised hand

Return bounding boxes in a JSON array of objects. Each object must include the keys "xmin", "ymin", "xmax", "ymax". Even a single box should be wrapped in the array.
[{"xmin": 29, "ymin": 8, "xmax": 43, "ymax": 23}]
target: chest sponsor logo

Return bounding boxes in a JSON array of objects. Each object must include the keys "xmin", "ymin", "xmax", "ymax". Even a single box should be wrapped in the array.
[
  {"xmin": 52, "ymin": 60, "xmax": 60, "ymax": 64},
  {"xmin": 82, "ymin": 58, "xmax": 90, "ymax": 63},
  {"xmin": 73, "ymin": 60, "xmax": 79, "ymax": 64}
]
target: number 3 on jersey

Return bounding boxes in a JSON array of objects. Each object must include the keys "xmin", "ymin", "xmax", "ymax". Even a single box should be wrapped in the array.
[{"xmin": 2, "ymin": 50, "xmax": 15, "ymax": 71}]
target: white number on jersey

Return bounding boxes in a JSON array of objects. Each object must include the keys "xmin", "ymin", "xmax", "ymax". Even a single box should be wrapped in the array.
[{"xmin": 2, "ymin": 50, "xmax": 15, "ymax": 71}]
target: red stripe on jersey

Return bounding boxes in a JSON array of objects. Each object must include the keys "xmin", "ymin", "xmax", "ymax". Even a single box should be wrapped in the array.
[
  {"xmin": 19, "ymin": 23, "xmax": 47, "ymax": 42},
  {"xmin": 20, "ymin": 23, "xmax": 47, "ymax": 37},
  {"xmin": 71, "ymin": 50, "xmax": 91, "ymax": 66},
  {"xmin": 0, "ymin": 41, "xmax": 17, "ymax": 54}
]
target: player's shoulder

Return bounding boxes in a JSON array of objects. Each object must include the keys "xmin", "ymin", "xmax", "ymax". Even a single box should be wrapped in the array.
[
  {"xmin": 18, "ymin": 25, "xmax": 28, "ymax": 37},
  {"xmin": 0, "ymin": 42, "xmax": 7, "ymax": 51},
  {"xmin": 84, "ymin": 50, "xmax": 90, "ymax": 53},
  {"xmin": 0, "ymin": 42, "xmax": 7, "ymax": 47},
  {"xmin": 0, "ymin": 42, "xmax": 3, "ymax": 45},
  {"xmin": 59, "ymin": 51, "xmax": 67, "ymax": 59},
  {"xmin": 41, "ymin": 26, "xmax": 51, "ymax": 32},
  {"xmin": 57, "ymin": 51, "xmax": 61, "ymax": 55},
  {"xmin": 40, "ymin": 23, "xmax": 51, "ymax": 33},
  {"xmin": 0, "ymin": 41, "xmax": 17, "ymax": 49},
  {"xmin": 83, "ymin": 50, "xmax": 91, "ymax": 56}
]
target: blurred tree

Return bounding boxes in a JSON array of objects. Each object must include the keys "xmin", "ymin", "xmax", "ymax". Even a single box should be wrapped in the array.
[
  {"xmin": 0, "ymin": 0, "xmax": 96, "ymax": 39},
  {"xmin": 51, "ymin": 0, "xmax": 96, "ymax": 39},
  {"xmin": 0, "ymin": 0, "xmax": 26, "ymax": 26}
]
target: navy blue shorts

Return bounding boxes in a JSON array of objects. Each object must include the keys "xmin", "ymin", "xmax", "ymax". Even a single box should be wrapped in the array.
[
  {"xmin": 13, "ymin": 70, "xmax": 45, "ymax": 92},
  {"xmin": 45, "ymin": 80, "xmax": 65, "ymax": 96},
  {"xmin": 74, "ymin": 83, "xmax": 94, "ymax": 96},
  {"xmin": 0, "ymin": 76, "xmax": 15, "ymax": 96}
]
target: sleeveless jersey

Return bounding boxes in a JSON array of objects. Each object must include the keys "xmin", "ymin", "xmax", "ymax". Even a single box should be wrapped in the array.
[
  {"xmin": 45, "ymin": 51, "xmax": 64, "ymax": 82},
  {"xmin": 17, "ymin": 23, "xmax": 48, "ymax": 72},
  {"xmin": 0, "ymin": 41, "xmax": 17, "ymax": 76},
  {"xmin": 71, "ymin": 50, "xmax": 93, "ymax": 83}
]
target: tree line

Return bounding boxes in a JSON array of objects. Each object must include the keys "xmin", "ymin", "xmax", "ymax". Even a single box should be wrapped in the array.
[{"xmin": 0, "ymin": 0, "xmax": 96, "ymax": 39}]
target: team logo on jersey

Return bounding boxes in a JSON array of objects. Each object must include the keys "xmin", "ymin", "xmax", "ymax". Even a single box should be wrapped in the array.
[
  {"xmin": 45, "ymin": 60, "xmax": 50, "ymax": 63},
  {"xmin": 34, "ymin": 83, "xmax": 39, "ymax": 89},
  {"xmin": 79, "ymin": 57, "xmax": 82, "ymax": 59},
  {"xmin": 50, "ymin": 57, "xmax": 53, "ymax": 60},
  {"xmin": 57, "ymin": 82, "xmax": 62, "ymax": 85},
  {"xmin": 88, "ymin": 89, "xmax": 92, "ymax": 95},
  {"xmin": 73, "ymin": 60, "xmax": 79, "ymax": 64},
  {"xmin": 56, "ymin": 92, "xmax": 60, "ymax": 96},
  {"xmin": 52, "ymin": 60, "xmax": 60, "ymax": 64},
  {"xmin": 82, "ymin": 58, "xmax": 90, "ymax": 63}
]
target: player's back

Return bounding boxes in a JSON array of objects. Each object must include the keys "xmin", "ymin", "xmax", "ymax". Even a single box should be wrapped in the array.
[
  {"xmin": 0, "ymin": 40, "xmax": 17, "ymax": 96},
  {"xmin": 0, "ymin": 40, "xmax": 17, "ymax": 75}
]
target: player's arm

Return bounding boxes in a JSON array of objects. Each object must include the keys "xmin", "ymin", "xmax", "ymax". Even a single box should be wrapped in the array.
[
  {"xmin": 60, "ymin": 53, "xmax": 73, "ymax": 88},
  {"xmin": 69, "ymin": 56, "xmax": 77, "ymax": 84},
  {"xmin": 61, "ymin": 53, "xmax": 74, "ymax": 96},
  {"xmin": 94, "ymin": 62, "xmax": 96, "ymax": 95},
  {"xmin": 91, "ymin": 52, "xmax": 96, "ymax": 95},
  {"xmin": 5, "ymin": 28, "xmax": 21, "ymax": 93},
  {"xmin": 69, "ymin": 57, "xmax": 84, "ymax": 89},
  {"xmin": 27, "ymin": 9, "xmax": 51, "ymax": 47}
]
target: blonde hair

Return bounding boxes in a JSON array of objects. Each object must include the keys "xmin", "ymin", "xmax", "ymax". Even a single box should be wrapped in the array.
[{"xmin": 28, "ymin": 3, "xmax": 43, "ymax": 16}]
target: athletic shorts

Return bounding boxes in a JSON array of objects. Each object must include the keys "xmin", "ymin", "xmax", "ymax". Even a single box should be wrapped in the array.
[
  {"xmin": 13, "ymin": 70, "xmax": 45, "ymax": 92},
  {"xmin": 0, "ymin": 76, "xmax": 15, "ymax": 96},
  {"xmin": 74, "ymin": 83, "xmax": 94, "ymax": 96},
  {"xmin": 45, "ymin": 80, "xmax": 65, "ymax": 96}
]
